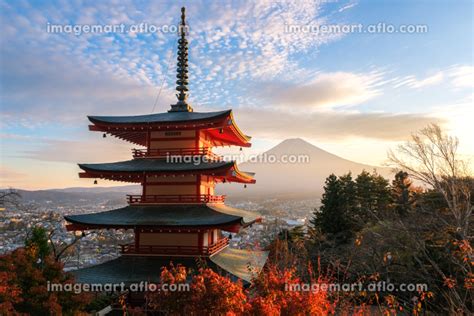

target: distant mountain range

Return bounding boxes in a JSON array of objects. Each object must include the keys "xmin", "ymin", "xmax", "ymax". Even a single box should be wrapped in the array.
[
  {"xmin": 7, "ymin": 139, "xmax": 392, "ymax": 203},
  {"xmin": 48, "ymin": 186, "xmax": 140, "ymax": 194},
  {"xmin": 220, "ymin": 138, "xmax": 392, "ymax": 199},
  {"xmin": 11, "ymin": 186, "xmax": 140, "ymax": 205}
]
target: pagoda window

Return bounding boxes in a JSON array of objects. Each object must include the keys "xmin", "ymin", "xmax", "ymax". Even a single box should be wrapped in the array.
[
  {"xmin": 202, "ymin": 232, "xmax": 209, "ymax": 247},
  {"xmin": 213, "ymin": 229, "xmax": 219, "ymax": 243},
  {"xmin": 199, "ymin": 176, "xmax": 215, "ymax": 196},
  {"xmin": 208, "ymin": 230, "xmax": 213, "ymax": 245},
  {"xmin": 206, "ymin": 229, "xmax": 222, "ymax": 245}
]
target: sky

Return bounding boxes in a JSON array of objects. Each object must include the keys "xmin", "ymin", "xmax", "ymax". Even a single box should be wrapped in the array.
[{"xmin": 0, "ymin": 0, "xmax": 473, "ymax": 190}]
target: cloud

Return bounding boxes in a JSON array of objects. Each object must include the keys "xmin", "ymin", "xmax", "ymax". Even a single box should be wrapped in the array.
[
  {"xmin": 0, "ymin": 50, "xmax": 175, "ymax": 124},
  {"xmin": 0, "ymin": 0, "xmax": 350, "ymax": 125},
  {"xmin": 447, "ymin": 65, "xmax": 474, "ymax": 89},
  {"xmin": 393, "ymin": 72, "xmax": 444, "ymax": 89},
  {"xmin": 393, "ymin": 65, "xmax": 473, "ymax": 90},
  {"xmin": 254, "ymin": 71, "xmax": 383, "ymax": 109},
  {"xmin": 233, "ymin": 107, "xmax": 445, "ymax": 141},
  {"xmin": 410, "ymin": 72, "xmax": 443, "ymax": 89},
  {"xmin": 338, "ymin": 2, "xmax": 357, "ymax": 13},
  {"xmin": 0, "ymin": 167, "xmax": 27, "ymax": 187},
  {"xmin": 15, "ymin": 137, "xmax": 134, "ymax": 163}
]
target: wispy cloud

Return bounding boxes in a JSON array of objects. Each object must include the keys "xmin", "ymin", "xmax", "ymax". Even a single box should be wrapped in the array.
[
  {"xmin": 234, "ymin": 107, "xmax": 445, "ymax": 141},
  {"xmin": 447, "ymin": 65, "xmax": 474, "ymax": 89},
  {"xmin": 338, "ymin": 2, "xmax": 357, "ymax": 13},
  {"xmin": 254, "ymin": 70, "xmax": 383, "ymax": 109},
  {"xmin": 0, "ymin": 0, "xmax": 346, "ymax": 124},
  {"xmin": 0, "ymin": 50, "xmax": 175, "ymax": 123},
  {"xmin": 393, "ymin": 65, "xmax": 473, "ymax": 90},
  {"xmin": 394, "ymin": 72, "xmax": 444, "ymax": 89}
]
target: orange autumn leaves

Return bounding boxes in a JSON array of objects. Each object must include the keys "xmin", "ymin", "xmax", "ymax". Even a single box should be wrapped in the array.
[
  {"xmin": 145, "ymin": 264, "xmax": 334, "ymax": 316},
  {"xmin": 147, "ymin": 264, "xmax": 248, "ymax": 315},
  {"xmin": 250, "ymin": 265, "xmax": 334, "ymax": 315},
  {"xmin": 0, "ymin": 246, "xmax": 91, "ymax": 315}
]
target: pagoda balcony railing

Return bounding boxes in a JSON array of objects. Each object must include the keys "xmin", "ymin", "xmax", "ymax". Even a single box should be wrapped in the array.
[
  {"xmin": 132, "ymin": 147, "xmax": 221, "ymax": 160},
  {"xmin": 120, "ymin": 237, "xmax": 229, "ymax": 256},
  {"xmin": 127, "ymin": 194, "xmax": 226, "ymax": 204}
]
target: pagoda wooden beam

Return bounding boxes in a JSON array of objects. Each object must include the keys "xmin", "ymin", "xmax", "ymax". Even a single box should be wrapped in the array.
[
  {"xmin": 64, "ymin": 221, "xmax": 251, "ymax": 232},
  {"xmin": 66, "ymin": 223, "xmax": 91, "ymax": 231},
  {"xmin": 78, "ymin": 171, "xmax": 255, "ymax": 184},
  {"xmin": 149, "ymin": 136, "xmax": 195, "ymax": 141},
  {"xmin": 89, "ymin": 116, "xmax": 225, "ymax": 131},
  {"xmin": 134, "ymin": 228, "xmax": 140, "ymax": 252},
  {"xmin": 144, "ymin": 181, "xmax": 197, "ymax": 185},
  {"xmin": 219, "ymin": 223, "xmax": 243, "ymax": 233},
  {"xmin": 198, "ymin": 232, "xmax": 203, "ymax": 254},
  {"xmin": 89, "ymin": 124, "xmax": 102, "ymax": 131}
]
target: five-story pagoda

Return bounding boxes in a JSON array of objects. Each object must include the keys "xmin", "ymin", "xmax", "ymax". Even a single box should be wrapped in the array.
[{"xmin": 64, "ymin": 7, "xmax": 267, "ymax": 285}]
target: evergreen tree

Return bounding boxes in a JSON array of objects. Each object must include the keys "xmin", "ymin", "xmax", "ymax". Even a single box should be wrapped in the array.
[
  {"xmin": 354, "ymin": 170, "xmax": 390, "ymax": 222},
  {"xmin": 311, "ymin": 174, "xmax": 353, "ymax": 242},
  {"xmin": 25, "ymin": 226, "xmax": 51, "ymax": 261},
  {"xmin": 278, "ymin": 226, "xmax": 305, "ymax": 244},
  {"xmin": 338, "ymin": 172, "xmax": 358, "ymax": 228},
  {"xmin": 354, "ymin": 170, "xmax": 375, "ymax": 223},
  {"xmin": 372, "ymin": 172, "xmax": 391, "ymax": 215},
  {"xmin": 391, "ymin": 171, "xmax": 415, "ymax": 216}
]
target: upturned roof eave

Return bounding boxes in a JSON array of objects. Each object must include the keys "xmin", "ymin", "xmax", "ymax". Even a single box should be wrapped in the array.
[
  {"xmin": 63, "ymin": 204, "xmax": 260, "ymax": 230},
  {"xmin": 87, "ymin": 110, "xmax": 232, "ymax": 126}
]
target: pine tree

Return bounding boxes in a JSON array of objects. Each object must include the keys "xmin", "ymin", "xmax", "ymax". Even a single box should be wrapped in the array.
[
  {"xmin": 311, "ymin": 174, "xmax": 353, "ymax": 242},
  {"xmin": 338, "ymin": 172, "xmax": 358, "ymax": 227},
  {"xmin": 25, "ymin": 226, "xmax": 51, "ymax": 261},
  {"xmin": 391, "ymin": 171, "xmax": 415, "ymax": 216},
  {"xmin": 354, "ymin": 170, "xmax": 390, "ymax": 223},
  {"xmin": 372, "ymin": 171, "xmax": 391, "ymax": 215}
]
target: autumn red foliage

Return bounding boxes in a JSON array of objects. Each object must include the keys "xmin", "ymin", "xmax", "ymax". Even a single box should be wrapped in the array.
[
  {"xmin": 249, "ymin": 265, "xmax": 335, "ymax": 315},
  {"xmin": 145, "ymin": 263, "xmax": 335, "ymax": 316},
  {"xmin": 147, "ymin": 265, "xmax": 248, "ymax": 315},
  {"xmin": 0, "ymin": 246, "xmax": 91, "ymax": 315}
]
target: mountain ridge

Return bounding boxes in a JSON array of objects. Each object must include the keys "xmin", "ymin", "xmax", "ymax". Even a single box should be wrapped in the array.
[{"xmin": 220, "ymin": 138, "xmax": 392, "ymax": 198}]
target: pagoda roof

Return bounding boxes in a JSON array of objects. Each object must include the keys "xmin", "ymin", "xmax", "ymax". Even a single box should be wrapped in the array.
[
  {"xmin": 72, "ymin": 247, "xmax": 269, "ymax": 285},
  {"xmin": 209, "ymin": 247, "xmax": 269, "ymax": 283},
  {"xmin": 64, "ymin": 204, "xmax": 260, "ymax": 232},
  {"xmin": 80, "ymin": 159, "xmax": 230, "ymax": 173},
  {"xmin": 87, "ymin": 110, "xmax": 251, "ymax": 147},
  {"xmin": 88, "ymin": 110, "xmax": 231, "ymax": 125},
  {"xmin": 78, "ymin": 158, "xmax": 255, "ymax": 183}
]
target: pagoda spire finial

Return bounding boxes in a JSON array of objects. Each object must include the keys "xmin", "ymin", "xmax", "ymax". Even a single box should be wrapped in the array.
[{"xmin": 169, "ymin": 7, "xmax": 193, "ymax": 112}]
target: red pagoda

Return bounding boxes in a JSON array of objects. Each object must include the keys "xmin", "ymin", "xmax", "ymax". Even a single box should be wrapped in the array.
[{"xmin": 65, "ymin": 7, "xmax": 267, "ymax": 285}]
